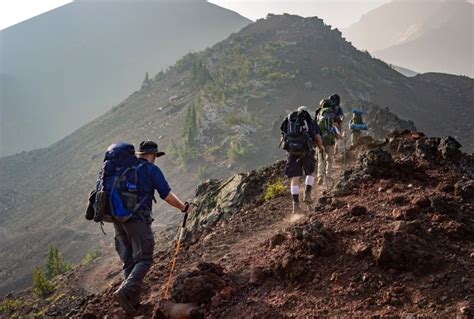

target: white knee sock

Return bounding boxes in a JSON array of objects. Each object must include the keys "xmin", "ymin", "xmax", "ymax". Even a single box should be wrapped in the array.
[
  {"xmin": 305, "ymin": 176, "xmax": 314, "ymax": 186},
  {"xmin": 290, "ymin": 185, "xmax": 300, "ymax": 195}
]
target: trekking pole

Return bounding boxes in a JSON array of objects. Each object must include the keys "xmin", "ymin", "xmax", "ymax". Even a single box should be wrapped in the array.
[
  {"xmin": 320, "ymin": 149, "xmax": 330, "ymax": 192},
  {"xmin": 343, "ymin": 130, "xmax": 347, "ymax": 170},
  {"xmin": 163, "ymin": 208, "xmax": 190, "ymax": 300},
  {"xmin": 318, "ymin": 150, "xmax": 329, "ymax": 191}
]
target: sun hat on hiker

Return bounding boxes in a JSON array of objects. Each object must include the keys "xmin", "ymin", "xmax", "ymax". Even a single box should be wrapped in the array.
[{"xmin": 136, "ymin": 140, "xmax": 165, "ymax": 157}]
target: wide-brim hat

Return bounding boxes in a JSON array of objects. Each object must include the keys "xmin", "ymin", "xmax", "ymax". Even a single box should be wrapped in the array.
[{"xmin": 136, "ymin": 140, "xmax": 165, "ymax": 157}]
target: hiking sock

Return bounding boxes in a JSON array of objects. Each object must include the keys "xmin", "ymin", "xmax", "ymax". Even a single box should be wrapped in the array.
[
  {"xmin": 304, "ymin": 185, "xmax": 313, "ymax": 203},
  {"xmin": 291, "ymin": 185, "xmax": 300, "ymax": 213},
  {"xmin": 291, "ymin": 185, "xmax": 300, "ymax": 203},
  {"xmin": 305, "ymin": 176, "xmax": 314, "ymax": 187}
]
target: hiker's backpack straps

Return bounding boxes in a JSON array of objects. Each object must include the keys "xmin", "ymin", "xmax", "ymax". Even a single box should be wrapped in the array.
[
  {"xmin": 132, "ymin": 162, "xmax": 151, "ymax": 213},
  {"xmin": 284, "ymin": 111, "xmax": 312, "ymax": 155},
  {"xmin": 317, "ymin": 107, "xmax": 337, "ymax": 145},
  {"xmin": 109, "ymin": 161, "xmax": 150, "ymax": 222}
]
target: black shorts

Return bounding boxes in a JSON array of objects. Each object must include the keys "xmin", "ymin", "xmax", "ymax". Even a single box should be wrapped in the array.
[{"xmin": 285, "ymin": 151, "xmax": 316, "ymax": 178}]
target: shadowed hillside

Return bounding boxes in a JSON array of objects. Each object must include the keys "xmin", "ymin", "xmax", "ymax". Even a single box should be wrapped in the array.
[{"xmin": 0, "ymin": 0, "xmax": 250, "ymax": 156}]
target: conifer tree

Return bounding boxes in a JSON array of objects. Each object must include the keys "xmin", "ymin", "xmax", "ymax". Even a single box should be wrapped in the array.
[
  {"xmin": 142, "ymin": 72, "xmax": 150, "ymax": 88},
  {"xmin": 45, "ymin": 246, "xmax": 71, "ymax": 280},
  {"xmin": 183, "ymin": 105, "xmax": 198, "ymax": 148},
  {"xmin": 33, "ymin": 266, "xmax": 53, "ymax": 298}
]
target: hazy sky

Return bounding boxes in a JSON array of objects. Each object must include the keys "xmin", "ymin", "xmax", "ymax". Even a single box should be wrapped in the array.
[
  {"xmin": 0, "ymin": 0, "xmax": 389, "ymax": 31},
  {"xmin": 0, "ymin": 0, "xmax": 72, "ymax": 30},
  {"xmin": 209, "ymin": 0, "xmax": 389, "ymax": 28}
]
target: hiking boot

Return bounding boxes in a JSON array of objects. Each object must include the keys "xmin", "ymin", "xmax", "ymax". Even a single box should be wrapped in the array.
[
  {"xmin": 292, "ymin": 201, "xmax": 302, "ymax": 214},
  {"xmin": 113, "ymin": 288, "xmax": 137, "ymax": 314},
  {"xmin": 303, "ymin": 188, "xmax": 313, "ymax": 204}
]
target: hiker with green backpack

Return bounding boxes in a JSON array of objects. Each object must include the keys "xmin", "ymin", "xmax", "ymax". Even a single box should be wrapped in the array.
[
  {"xmin": 329, "ymin": 94, "xmax": 345, "ymax": 155},
  {"xmin": 87, "ymin": 140, "xmax": 193, "ymax": 314},
  {"xmin": 315, "ymin": 99, "xmax": 342, "ymax": 186},
  {"xmin": 280, "ymin": 106, "xmax": 324, "ymax": 213}
]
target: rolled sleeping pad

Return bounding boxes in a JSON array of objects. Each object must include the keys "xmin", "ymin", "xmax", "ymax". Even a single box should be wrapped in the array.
[{"xmin": 350, "ymin": 123, "xmax": 368, "ymax": 130}]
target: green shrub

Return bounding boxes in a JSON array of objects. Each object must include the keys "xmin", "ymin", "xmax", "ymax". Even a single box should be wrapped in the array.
[
  {"xmin": 175, "ymin": 52, "xmax": 199, "ymax": 72},
  {"xmin": 192, "ymin": 61, "xmax": 213, "ymax": 87},
  {"xmin": 227, "ymin": 142, "xmax": 254, "ymax": 162},
  {"xmin": 82, "ymin": 250, "xmax": 101, "ymax": 265},
  {"xmin": 0, "ymin": 299, "xmax": 24, "ymax": 313},
  {"xmin": 33, "ymin": 267, "xmax": 54, "ymax": 298},
  {"xmin": 207, "ymin": 145, "xmax": 221, "ymax": 155},
  {"xmin": 264, "ymin": 179, "xmax": 287, "ymax": 201},
  {"xmin": 266, "ymin": 71, "xmax": 293, "ymax": 81},
  {"xmin": 45, "ymin": 247, "xmax": 71, "ymax": 280},
  {"xmin": 197, "ymin": 165, "xmax": 209, "ymax": 180},
  {"xmin": 154, "ymin": 69, "xmax": 165, "ymax": 81},
  {"xmin": 223, "ymin": 112, "xmax": 249, "ymax": 126}
]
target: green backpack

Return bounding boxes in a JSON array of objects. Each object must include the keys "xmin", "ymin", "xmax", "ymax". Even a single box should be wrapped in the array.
[{"xmin": 317, "ymin": 107, "xmax": 336, "ymax": 146}]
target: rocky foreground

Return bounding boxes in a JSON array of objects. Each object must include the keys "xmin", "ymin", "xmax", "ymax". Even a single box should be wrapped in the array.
[{"xmin": 1, "ymin": 131, "xmax": 473, "ymax": 318}]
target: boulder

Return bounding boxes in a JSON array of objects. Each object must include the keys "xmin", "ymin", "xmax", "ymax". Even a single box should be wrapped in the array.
[
  {"xmin": 430, "ymin": 197, "xmax": 458, "ymax": 215},
  {"xmin": 249, "ymin": 265, "xmax": 266, "ymax": 286},
  {"xmin": 188, "ymin": 161, "xmax": 286, "ymax": 233},
  {"xmin": 271, "ymin": 221, "xmax": 332, "ymax": 282},
  {"xmin": 454, "ymin": 179, "xmax": 474, "ymax": 203},
  {"xmin": 153, "ymin": 301, "xmax": 203, "ymax": 319},
  {"xmin": 350, "ymin": 205, "xmax": 368, "ymax": 216},
  {"xmin": 268, "ymin": 233, "xmax": 287, "ymax": 249},
  {"xmin": 374, "ymin": 229, "xmax": 434, "ymax": 271},
  {"xmin": 438, "ymin": 136, "xmax": 462, "ymax": 159},
  {"xmin": 391, "ymin": 206, "xmax": 420, "ymax": 220},
  {"xmin": 415, "ymin": 137, "xmax": 440, "ymax": 160},
  {"xmin": 171, "ymin": 262, "xmax": 227, "ymax": 304}
]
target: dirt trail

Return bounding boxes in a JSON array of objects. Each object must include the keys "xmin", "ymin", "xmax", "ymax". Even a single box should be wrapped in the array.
[{"xmin": 7, "ymin": 133, "xmax": 472, "ymax": 318}]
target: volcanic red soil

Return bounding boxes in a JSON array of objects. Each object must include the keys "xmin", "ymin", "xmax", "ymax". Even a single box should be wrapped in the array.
[{"xmin": 2, "ymin": 131, "xmax": 473, "ymax": 318}]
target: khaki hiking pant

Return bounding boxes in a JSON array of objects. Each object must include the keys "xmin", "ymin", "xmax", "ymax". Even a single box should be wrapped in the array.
[
  {"xmin": 317, "ymin": 144, "xmax": 335, "ymax": 179},
  {"xmin": 351, "ymin": 130, "xmax": 361, "ymax": 146}
]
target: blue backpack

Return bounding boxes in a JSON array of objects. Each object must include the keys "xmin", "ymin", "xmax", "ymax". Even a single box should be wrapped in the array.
[{"xmin": 94, "ymin": 142, "xmax": 149, "ymax": 223}]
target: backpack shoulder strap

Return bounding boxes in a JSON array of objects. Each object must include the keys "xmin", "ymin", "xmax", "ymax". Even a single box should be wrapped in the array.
[
  {"xmin": 132, "ymin": 161, "xmax": 151, "ymax": 213},
  {"xmin": 287, "ymin": 111, "xmax": 296, "ymax": 122}
]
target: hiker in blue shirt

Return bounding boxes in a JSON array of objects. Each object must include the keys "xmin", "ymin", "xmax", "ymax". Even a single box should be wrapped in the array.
[{"xmin": 113, "ymin": 140, "xmax": 193, "ymax": 314}]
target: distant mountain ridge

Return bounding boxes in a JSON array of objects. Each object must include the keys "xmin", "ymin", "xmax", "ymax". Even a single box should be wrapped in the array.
[
  {"xmin": 0, "ymin": 0, "xmax": 250, "ymax": 156},
  {"xmin": 344, "ymin": 0, "xmax": 473, "ymax": 77},
  {"xmin": 0, "ymin": 14, "xmax": 472, "ymax": 295}
]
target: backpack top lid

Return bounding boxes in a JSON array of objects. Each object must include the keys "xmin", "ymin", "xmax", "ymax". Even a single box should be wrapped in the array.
[
  {"xmin": 287, "ymin": 110, "xmax": 310, "ymax": 135},
  {"xmin": 104, "ymin": 142, "xmax": 137, "ymax": 167},
  {"xmin": 352, "ymin": 109, "xmax": 364, "ymax": 115},
  {"xmin": 319, "ymin": 106, "xmax": 335, "ymax": 120}
]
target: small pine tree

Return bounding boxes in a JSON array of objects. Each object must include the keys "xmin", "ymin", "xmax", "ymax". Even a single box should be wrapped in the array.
[
  {"xmin": 45, "ymin": 246, "xmax": 71, "ymax": 279},
  {"xmin": 183, "ymin": 105, "xmax": 198, "ymax": 148},
  {"xmin": 33, "ymin": 266, "xmax": 54, "ymax": 298},
  {"xmin": 154, "ymin": 69, "xmax": 165, "ymax": 81},
  {"xmin": 142, "ymin": 72, "xmax": 150, "ymax": 88}
]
